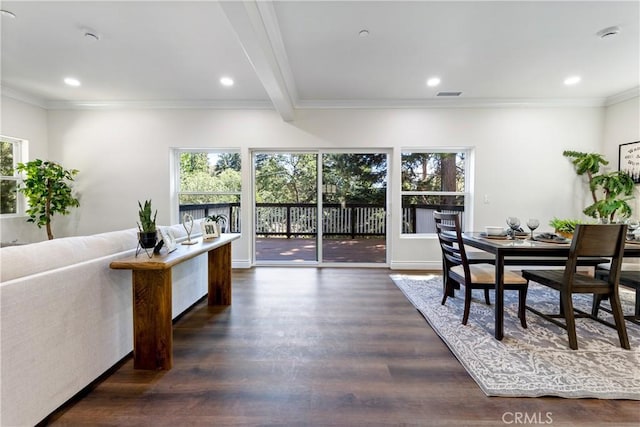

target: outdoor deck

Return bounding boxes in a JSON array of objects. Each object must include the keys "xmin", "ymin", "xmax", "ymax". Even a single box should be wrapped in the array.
[{"xmin": 255, "ymin": 237, "xmax": 386, "ymax": 263}]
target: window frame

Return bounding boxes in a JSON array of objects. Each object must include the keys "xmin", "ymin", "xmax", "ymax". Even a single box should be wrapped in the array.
[
  {"xmin": 171, "ymin": 148, "xmax": 242, "ymax": 228},
  {"xmin": 0, "ymin": 135, "xmax": 28, "ymax": 217},
  {"xmin": 400, "ymin": 148, "xmax": 471, "ymax": 236}
]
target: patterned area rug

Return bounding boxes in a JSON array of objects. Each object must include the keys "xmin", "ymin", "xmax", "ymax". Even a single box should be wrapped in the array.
[{"xmin": 390, "ymin": 274, "xmax": 640, "ymax": 399}]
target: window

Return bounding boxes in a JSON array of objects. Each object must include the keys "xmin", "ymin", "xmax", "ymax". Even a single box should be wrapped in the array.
[
  {"xmin": 401, "ymin": 150, "xmax": 468, "ymax": 234},
  {"xmin": 0, "ymin": 136, "xmax": 26, "ymax": 216},
  {"xmin": 176, "ymin": 150, "xmax": 241, "ymax": 232}
]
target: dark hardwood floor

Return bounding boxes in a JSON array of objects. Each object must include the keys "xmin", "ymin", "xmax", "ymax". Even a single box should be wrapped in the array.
[{"xmin": 46, "ymin": 268, "xmax": 639, "ymax": 426}]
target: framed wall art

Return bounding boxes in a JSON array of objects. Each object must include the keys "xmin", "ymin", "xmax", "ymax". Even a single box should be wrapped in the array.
[{"xmin": 619, "ymin": 141, "xmax": 640, "ymax": 184}]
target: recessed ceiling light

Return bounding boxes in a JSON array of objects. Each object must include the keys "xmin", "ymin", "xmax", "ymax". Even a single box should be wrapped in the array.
[
  {"xmin": 597, "ymin": 26, "xmax": 621, "ymax": 39},
  {"xmin": 359, "ymin": 29, "xmax": 369, "ymax": 38},
  {"xmin": 0, "ymin": 9, "xmax": 16, "ymax": 18},
  {"xmin": 220, "ymin": 77, "xmax": 234, "ymax": 87},
  {"xmin": 426, "ymin": 77, "xmax": 441, "ymax": 87},
  {"xmin": 564, "ymin": 75, "xmax": 581, "ymax": 86},
  {"xmin": 64, "ymin": 77, "xmax": 81, "ymax": 87}
]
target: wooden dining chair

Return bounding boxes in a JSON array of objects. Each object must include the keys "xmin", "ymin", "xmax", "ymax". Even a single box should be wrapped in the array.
[
  {"xmin": 434, "ymin": 211, "xmax": 529, "ymax": 327},
  {"xmin": 592, "ymin": 262, "xmax": 640, "ymax": 325},
  {"xmin": 522, "ymin": 224, "xmax": 629, "ymax": 350},
  {"xmin": 433, "ymin": 212, "xmax": 496, "ymax": 299}
]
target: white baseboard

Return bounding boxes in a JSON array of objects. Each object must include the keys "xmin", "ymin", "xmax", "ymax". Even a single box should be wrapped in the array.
[
  {"xmin": 389, "ymin": 261, "xmax": 442, "ymax": 271},
  {"xmin": 232, "ymin": 259, "xmax": 252, "ymax": 269}
]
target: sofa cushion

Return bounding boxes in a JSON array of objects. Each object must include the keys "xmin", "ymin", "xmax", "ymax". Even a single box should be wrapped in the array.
[
  {"xmin": 0, "ymin": 220, "xmax": 206, "ymax": 283},
  {"xmin": 1, "ymin": 228, "xmax": 139, "ymax": 282}
]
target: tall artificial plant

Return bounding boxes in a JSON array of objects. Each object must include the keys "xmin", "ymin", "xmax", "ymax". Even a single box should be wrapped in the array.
[
  {"xmin": 16, "ymin": 159, "xmax": 80, "ymax": 240},
  {"xmin": 563, "ymin": 150, "xmax": 635, "ymax": 222}
]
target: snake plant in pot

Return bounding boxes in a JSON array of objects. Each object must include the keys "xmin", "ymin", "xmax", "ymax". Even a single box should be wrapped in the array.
[{"xmin": 137, "ymin": 199, "xmax": 157, "ymax": 248}]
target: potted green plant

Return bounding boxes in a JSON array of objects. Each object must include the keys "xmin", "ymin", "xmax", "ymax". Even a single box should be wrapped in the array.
[
  {"xmin": 563, "ymin": 150, "xmax": 635, "ymax": 222},
  {"xmin": 137, "ymin": 199, "xmax": 157, "ymax": 248},
  {"xmin": 548, "ymin": 217, "xmax": 584, "ymax": 238},
  {"xmin": 16, "ymin": 159, "xmax": 80, "ymax": 240}
]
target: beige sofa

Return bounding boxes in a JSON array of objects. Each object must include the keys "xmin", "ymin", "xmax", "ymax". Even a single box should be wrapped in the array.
[{"xmin": 0, "ymin": 223, "xmax": 208, "ymax": 426}]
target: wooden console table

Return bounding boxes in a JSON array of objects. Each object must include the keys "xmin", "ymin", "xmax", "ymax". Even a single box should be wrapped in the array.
[{"xmin": 110, "ymin": 233, "xmax": 240, "ymax": 370}]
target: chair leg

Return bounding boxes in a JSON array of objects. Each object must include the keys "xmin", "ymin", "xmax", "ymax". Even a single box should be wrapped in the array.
[
  {"xmin": 462, "ymin": 285, "xmax": 472, "ymax": 325},
  {"xmin": 441, "ymin": 281, "xmax": 450, "ymax": 305},
  {"xmin": 609, "ymin": 292, "xmax": 630, "ymax": 350},
  {"xmin": 518, "ymin": 285, "xmax": 528, "ymax": 329},
  {"xmin": 591, "ymin": 294, "xmax": 604, "ymax": 318},
  {"xmin": 483, "ymin": 288, "xmax": 491, "ymax": 305},
  {"xmin": 561, "ymin": 291, "xmax": 578, "ymax": 350},
  {"xmin": 442, "ymin": 263, "xmax": 456, "ymax": 297},
  {"xmin": 441, "ymin": 276, "xmax": 454, "ymax": 305}
]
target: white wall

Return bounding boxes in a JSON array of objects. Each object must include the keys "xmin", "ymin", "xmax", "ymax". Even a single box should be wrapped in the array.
[
  {"xmin": 0, "ymin": 96, "xmax": 50, "ymax": 243},
  {"xmin": 603, "ymin": 96, "xmax": 640, "ymax": 216},
  {"xmin": 38, "ymin": 105, "xmax": 605, "ymax": 268},
  {"xmin": 6, "ymin": 95, "xmax": 635, "ymax": 267}
]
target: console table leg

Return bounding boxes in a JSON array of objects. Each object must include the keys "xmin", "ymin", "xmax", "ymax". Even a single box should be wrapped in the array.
[
  {"xmin": 208, "ymin": 242, "xmax": 232, "ymax": 305},
  {"xmin": 132, "ymin": 270, "xmax": 173, "ymax": 370}
]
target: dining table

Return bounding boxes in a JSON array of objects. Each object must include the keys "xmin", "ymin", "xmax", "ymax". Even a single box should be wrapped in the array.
[{"xmin": 461, "ymin": 232, "xmax": 640, "ymax": 340}]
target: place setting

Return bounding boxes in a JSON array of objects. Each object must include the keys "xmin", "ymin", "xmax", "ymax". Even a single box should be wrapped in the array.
[
  {"xmin": 625, "ymin": 218, "xmax": 640, "ymax": 245},
  {"xmin": 480, "ymin": 217, "xmax": 547, "ymax": 242}
]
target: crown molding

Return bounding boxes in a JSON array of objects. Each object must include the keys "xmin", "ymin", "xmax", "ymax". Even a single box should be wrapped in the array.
[
  {"xmin": 44, "ymin": 99, "xmax": 275, "ymax": 110},
  {"xmin": 0, "ymin": 86, "xmax": 48, "ymax": 109},
  {"xmin": 604, "ymin": 87, "xmax": 640, "ymax": 107},
  {"xmin": 3, "ymin": 86, "xmax": 622, "ymax": 111},
  {"xmin": 294, "ymin": 97, "xmax": 607, "ymax": 109}
]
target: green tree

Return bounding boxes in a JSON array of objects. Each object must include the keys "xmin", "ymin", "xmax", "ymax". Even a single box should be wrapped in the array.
[
  {"xmin": 215, "ymin": 153, "xmax": 241, "ymax": 171},
  {"xmin": 179, "ymin": 153, "xmax": 241, "ymax": 204},
  {"xmin": 180, "ymin": 152, "xmax": 209, "ymax": 174},
  {"xmin": 0, "ymin": 141, "xmax": 17, "ymax": 214},
  {"xmin": 16, "ymin": 159, "xmax": 80, "ymax": 239},
  {"xmin": 255, "ymin": 154, "xmax": 317, "ymax": 203},
  {"xmin": 322, "ymin": 153, "xmax": 386, "ymax": 204},
  {"xmin": 401, "ymin": 152, "xmax": 464, "ymax": 207}
]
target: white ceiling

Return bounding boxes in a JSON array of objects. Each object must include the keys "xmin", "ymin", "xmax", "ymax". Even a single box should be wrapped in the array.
[{"xmin": 1, "ymin": 1, "xmax": 639, "ymax": 120}]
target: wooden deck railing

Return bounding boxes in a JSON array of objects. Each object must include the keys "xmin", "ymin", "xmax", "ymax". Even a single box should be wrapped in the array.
[{"xmin": 179, "ymin": 202, "xmax": 464, "ymax": 236}]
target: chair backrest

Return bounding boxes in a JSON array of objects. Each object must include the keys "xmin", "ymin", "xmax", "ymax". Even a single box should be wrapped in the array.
[
  {"xmin": 433, "ymin": 211, "xmax": 470, "ymax": 277},
  {"xmin": 565, "ymin": 224, "xmax": 627, "ymax": 289}
]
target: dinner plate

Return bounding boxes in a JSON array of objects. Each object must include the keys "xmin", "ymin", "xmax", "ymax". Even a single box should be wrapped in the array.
[
  {"xmin": 533, "ymin": 236, "xmax": 570, "ymax": 244},
  {"xmin": 479, "ymin": 232, "xmax": 510, "ymax": 240}
]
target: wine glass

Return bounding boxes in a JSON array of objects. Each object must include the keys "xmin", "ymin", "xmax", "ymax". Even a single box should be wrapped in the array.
[
  {"xmin": 526, "ymin": 218, "xmax": 540, "ymax": 240},
  {"xmin": 506, "ymin": 217, "xmax": 521, "ymax": 240}
]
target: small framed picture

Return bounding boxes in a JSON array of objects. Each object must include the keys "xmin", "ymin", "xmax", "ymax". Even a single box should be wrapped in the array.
[
  {"xmin": 201, "ymin": 221, "xmax": 220, "ymax": 240},
  {"xmin": 159, "ymin": 227, "xmax": 178, "ymax": 253},
  {"xmin": 619, "ymin": 141, "xmax": 640, "ymax": 184}
]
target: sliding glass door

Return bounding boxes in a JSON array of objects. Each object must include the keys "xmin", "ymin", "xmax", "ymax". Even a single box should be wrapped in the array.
[
  {"xmin": 253, "ymin": 151, "xmax": 387, "ymax": 265},
  {"xmin": 321, "ymin": 153, "xmax": 387, "ymax": 263}
]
